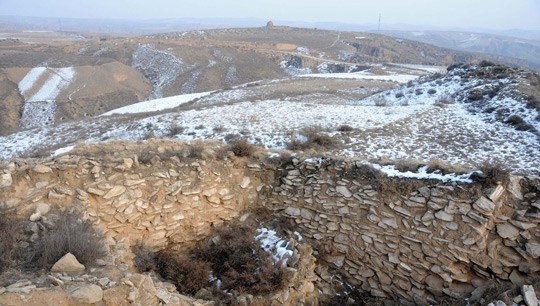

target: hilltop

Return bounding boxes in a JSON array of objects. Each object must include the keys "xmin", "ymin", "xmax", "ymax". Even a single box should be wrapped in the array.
[{"xmin": 0, "ymin": 26, "xmax": 523, "ymax": 135}]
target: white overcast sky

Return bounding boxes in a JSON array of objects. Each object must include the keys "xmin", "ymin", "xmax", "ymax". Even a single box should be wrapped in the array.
[{"xmin": 1, "ymin": 0, "xmax": 539, "ymax": 30}]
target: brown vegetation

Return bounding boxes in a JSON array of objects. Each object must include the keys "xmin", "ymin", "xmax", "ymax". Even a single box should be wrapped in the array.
[
  {"xmin": 134, "ymin": 223, "xmax": 286, "ymax": 299},
  {"xmin": 287, "ymin": 127, "xmax": 337, "ymax": 151},
  {"xmin": 28, "ymin": 208, "xmax": 107, "ymax": 270},
  {"xmin": 228, "ymin": 139, "xmax": 255, "ymax": 157},
  {"xmin": 0, "ymin": 208, "xmax": 20, "ymax": 273}
]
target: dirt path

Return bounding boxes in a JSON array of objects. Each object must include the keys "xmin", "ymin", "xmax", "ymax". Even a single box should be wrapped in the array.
[{"xmin": 326, "ymin": 32, "xmax": 341, "ymax": 49}]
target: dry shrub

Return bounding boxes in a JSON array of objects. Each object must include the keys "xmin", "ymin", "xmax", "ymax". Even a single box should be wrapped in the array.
[
  {"xmin": 138, "ymin": 148, "xmax": 156, "ymax": 164},
  {"xmin": 28, "ymin": 208, "xmax": 107, "ymax": 269},
  {"xmin": 137, "ymin": 223, "xmax": 286, "ymax": 298},
  {"xmin": 474, "ymin": 161, "xmax": 510, "ymax": 186},
  {"xmin": 337, "ymin": 125, "xmax": 354, "ymax": 132},
  {"xmin": 168, "ymin": 124, "xmax": 185, "ymax": 137},
  {"xmin": 188, "ymin": 141, "xmax": 205, "ymax": 158},
  {"xmin": 287, "ymin": 127, "xmax": 337, "ymax": 151},
  {"xmin": 374, "ymin": 96, "xmax": 388, "ymax": 107},
  {"xmin": 228, "ymin": 139, "xmax": 255, "ymax": 157},
  {"xmin": 0, "ymin": 208, "xmax": 21, "ymax": 273},
  {"xmin": 434, "ymin": 95, "xmax": 455, "ymax": 107},
  {"xmin": 133, "ymin": 243, "xmax": 156, "ymax": 272},
  {"xmin": 505, "ymin": 114, "xmax": 535, "ymax": 131},
  {"xmin": 194, "ymin": 225, "xmax": 285, "ymax": 295},
  {"xmin": 154, "ymin": 249, "xmax": 212, "ymax": 295}
]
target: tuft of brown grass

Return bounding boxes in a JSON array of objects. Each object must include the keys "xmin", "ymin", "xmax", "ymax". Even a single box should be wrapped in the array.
[
  {"xmin": 228, "ymin": 139, "xmax": 255, "ymax": 157},
  {"xmin": 287, "ymin": 127, "xmax": 337, "ymax": 151},
  {"xmin": 28, "ymin": 208, "xmax": 107, "ymax": 270},
  {"xmin": 193, "ymin": 225, "xmax": 286, "ymax": 295},
  {"xmin": 168, "ymin": 123, "xmax": 185, "ymax": 137},
  {"xmin": 134, "ymin": 223, "xmax": 286, "ymax": 298},
  {"xmin": 474, "ymin": 161, "xmax": 511, "ymax": 187},
  {"xmin": 0, "ymin": 208, "xmax": 21, "ymax": 273},
  {"xmin": 188, "ymin": 140, "xmax": 205, "ymax": 158},
  {"xmin": 154, "ymin": 249, "xmax": 212, "ymax": 295},
  {"xmin": 337, "ymin": 125, "xmax": 354, "ymax": 132}
]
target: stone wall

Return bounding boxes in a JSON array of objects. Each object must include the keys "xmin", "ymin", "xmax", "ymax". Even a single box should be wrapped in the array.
[
  {"xmin": 258, "ymin": 158, "xmax": 540, "ymax": 305},
  {"xmin": 1, "ymin": 149, "xmax": 539, "ymax": 305},
  {"xmin": 0, "ymin": 153, "xmax": 262, "ymax": 250}
]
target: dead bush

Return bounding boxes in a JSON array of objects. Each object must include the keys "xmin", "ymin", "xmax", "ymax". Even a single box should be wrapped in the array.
[
  {"xmin": 168, "ymin": 124, "xmax": 185, "ymax": 137},
  {"xmin": 188, "ymin": 141, "xmax": 205, "ymax": 158},
  {"xmin": 154, "ymin": 249, "xmax": 212, "ymax": 295},
  {"xmin": 228, "ymin": 139, "xmax": 255, "ymax": 157},
  {"xmin": 373, "ymin": 96, "xmax": 388, "ymax": 107},
  {"xmin": 0, "ymin": 208, "xmax": 21, "ymax": 273},
  {"xmin": 193, "ymin": 225, "xmax": 285, "ymax": 295},
  {"xmin": 137, "ymin": 223, "xmax": 286, "ymax": 298},
  {"xmin": 337, "ymin": 125, "xmax": 354, "ymax": 132},
  {"xmin": 287, "ymin": 127, "xmax": 337, "ymax": 151},
  {"xmin": 28, "ymin": 208, "xmax": 107, "ymax": 270},
  {"xmin": 434, "ymin": 95, "xmax": 455, "ymax": 107},
  {"xmin": 505, "ymin": 114, "xmax": 535, "ymax": 131},
  {"xmin": 473, "ymin": 161, "xmax": 510, "ymax": 187},
  {"xmin": 133, "ymin": 244, "xmax": 156, "ymax": 272}
]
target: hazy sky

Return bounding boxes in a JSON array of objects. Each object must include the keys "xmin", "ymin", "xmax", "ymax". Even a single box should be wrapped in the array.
[{"xmin": 1, "ymin": 0, "xmax": 539, "ymax": 30}]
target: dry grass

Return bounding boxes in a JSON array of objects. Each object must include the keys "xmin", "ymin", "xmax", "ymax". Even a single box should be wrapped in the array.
[
  {"xmin": 168, "ymin": 123, "xmax": 185, "ymax": 137},
  {"xmin": 134, "ymin": 223, "xmax": 286, "ymax": 298},
  {"xmin": 0, "ymin": 208, "xmax": 21, "ymax": 273},
  {"xmin": 337, "ymin": 124, "xmax": 354, "ymax": 132},
  {"xmin": 228, "ymin": 139, "xmax": 255, "ymax": 157},
  {"xmin": 27, "ymin": 208, "xmax": 107, "ymax": 270},
  {"xmin": 474, "ymin": 161, "xmax": 511, "ymax": 187},
  {"xmin": 287, "ymin": 127, "xmax": 337, "ymax": 151},
  {"xmin": 505, "ymin": 114, "xmax": 535, "ymax": 132},
  {"xmin": 154, "ymin": 249, "xmax": 212, "ymax": 295},
  {"xmin": 193, "ymin": 225, "xmax": 286, "ymax": 295},
  {"xmin": 188, "ymin": 140, "xmax": 206, "ymax": 158}
]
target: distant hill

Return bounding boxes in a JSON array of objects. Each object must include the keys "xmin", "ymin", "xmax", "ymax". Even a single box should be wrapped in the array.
[{"xmin": 382, "ymin": 30, "xmax": 540, "ymax": 71}]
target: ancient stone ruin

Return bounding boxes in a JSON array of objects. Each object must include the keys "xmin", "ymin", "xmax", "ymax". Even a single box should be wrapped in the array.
[{"xmin": 0, "ymin": 141, "xmax": 538, "ymax": 305}]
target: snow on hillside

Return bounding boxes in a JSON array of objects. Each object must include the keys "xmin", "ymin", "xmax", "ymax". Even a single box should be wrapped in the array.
[
  {"xmin": 360, "ymin": 64, "xmax": 540, "ymax": 133},
  {"xmin": 101, "ymin": 91, "xmax": 213, "ymax": 116},
  {"xmin": 19, "ymin": 67, "xmax": 76, "ymax": 129},
  {"xmin": 1, "ymin": 64, "xmax": 538, "ymax": 175},
  {"xmin": 300, "ymin": 71, "xmax": 419, "ymax": 84},
  {"xmin": 132, "ymin": 44, "xmax": 192, "ymax": 99},
  {"xmin": 18, "ymin": 67, "xmax": 46, "ymax": 95},
  {"xmin": 28, "ymin": 67, "xmax": 75, "ymax": 102}
]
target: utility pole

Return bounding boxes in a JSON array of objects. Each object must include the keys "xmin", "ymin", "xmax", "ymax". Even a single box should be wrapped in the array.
[{"xmin": 378, "ymin": 14, "xmax": 381, "ymax": 33}]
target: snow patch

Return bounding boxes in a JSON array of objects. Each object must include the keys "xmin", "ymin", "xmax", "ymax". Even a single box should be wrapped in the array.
[
  {"xmin": 366, "ymin": 162, "xmax": 475, "ymax": 183},
  {"xmin": 102, "ymin": 91, "xmax": 213, "ymax": 116},
  {"xmin": 53, "ymin": 145, "xmax": 75, "ymax": 156},
  {"xmin": 29, "ymin": 67, "xmax": 75, "ymax": 102},
  {"xmin": 18, "ymin": 67, "xmax": 46, "ymax": 95},
  {"xmin": 300, "ymin": 71, "xmax": 419, "ymax": 83},
  {"xmin": 255, "ymin": 228, "xmax": 293, "ymax": 266}
]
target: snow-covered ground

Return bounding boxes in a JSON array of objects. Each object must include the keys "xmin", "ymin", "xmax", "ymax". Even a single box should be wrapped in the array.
[
  {"xmin": 102, "ymin": 91, "xmax": 213, "ymax": 116},
  {"xmin": 132, "ymin": 44, "xmax": 192, "ymax": 99},
  {"xmin": 300, "ymin": 71, "xmax": 419, "ymax": 84},
  {"xmin": 1, "ymin": 65, "xmax": 538, "ymax": 175},
  {"xmin": 18, "ymin": 67, "xmax": 76, "ymax": 129},
  {"xmin": 255, "ymin": 228, "xmax": 293, "ymax": 266},
  {"xmin": 18, "ymin": 67, "xmax": 46, "ymax": 95}
]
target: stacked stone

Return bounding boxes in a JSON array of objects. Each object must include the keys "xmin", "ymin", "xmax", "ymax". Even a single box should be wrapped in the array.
[
  {"xmin": 0, "ymin": 153, "xmax": 260, "ymax": 249},
  {"xmin": 266, "ymin": 159, "xmax": 540, "ymax": 305}
]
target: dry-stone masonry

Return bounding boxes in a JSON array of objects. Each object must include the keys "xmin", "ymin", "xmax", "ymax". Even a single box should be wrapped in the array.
[{"xmin": 0, "ymin": 146, "xmax": 539, "ymax": 305}]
